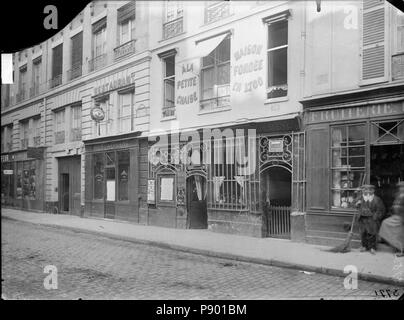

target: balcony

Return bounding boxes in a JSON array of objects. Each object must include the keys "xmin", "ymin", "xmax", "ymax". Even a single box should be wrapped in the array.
[
  {"xmin": 55, "ymin": 131, "xmax": 65, "ymax": 144},
  {"xmin": 89, "ymin": 54, "xmax": 108, "ymax": 72},
  {"xmin": 67, "ymin": 63, "xmax": 82, "ymax": 81},
  {"xmin": 20, "ymin": 138, "xmax": 28, "ymax": 149},
  {"xmin": 200, "ymin": 84, "xmax": 230, "ymax": 112},
  {"xmin": 33, "ymin": 136, "xmax": 41, "ymax": 147},
  {"xmin": 16, "ymin": 90, "xmax": 26, "ymax": 103},
  {"xmin": 163, "ymin": 17, "xmax": 183, "ymax": 40},
  {"xmin": 49, "ymin": 74, "xmax": 62, "ymax": 89},
  {"xmin": 205, "ymin": 2, "xmax": 231, "ymax": 24},
  {"xmin": 70, "ymin": 128, "xmax": 82, "ymax": 142},
  {"xmin": 162, "ymin": 106, "xmax": 176, "ymax": 118},
  {"xmin": 114, "ymin": 39, "xmax": 136, "ymax": 61}
]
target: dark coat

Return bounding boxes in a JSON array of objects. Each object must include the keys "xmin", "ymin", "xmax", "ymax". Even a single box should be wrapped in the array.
[{"xmin": 357, "ymin": 195, "xmax": 385, "ymax": 235}]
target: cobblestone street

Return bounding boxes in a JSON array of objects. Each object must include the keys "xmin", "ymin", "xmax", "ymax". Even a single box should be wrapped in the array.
[{"xmin": 1, "ymin": 218, "xmax": 402, "ymax": 300}]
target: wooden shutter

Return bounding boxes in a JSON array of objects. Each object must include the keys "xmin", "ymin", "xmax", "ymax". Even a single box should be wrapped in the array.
[
  {"xmin": 92, "ymin": 17, "xmax": 107, "ymax": 33},
  {"xmin": 71, "ymin": 32, "xmax": 83, "ymax": 67},
  {"xmin": 306, "ymin": 126, "xmax": 329, "ymax": 211},
  {"xmin": 52, "ymin": 44, "xmax": 63, "ymax": 78},
  {"xmin": 360, "ymin": 0, "xmax": 387, "ymax": 84},
  {"xmin": 118, "ymin": 1, "xmax": 136, "ymax": 24}
]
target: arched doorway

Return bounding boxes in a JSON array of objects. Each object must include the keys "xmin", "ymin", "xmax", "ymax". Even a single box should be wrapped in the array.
[
  {"xmin": 261, "ymin": 166, "xmax": 292, "ymax": 238},
  {"xmin": 186, "ymin": 174, "xmax": 207, "ymax": 229}
]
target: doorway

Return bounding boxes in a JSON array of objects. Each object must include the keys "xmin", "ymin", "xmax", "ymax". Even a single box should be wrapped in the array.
[
  {"xmin": 261, "ymin": 166, "xmax": 292, "ymax": 238},
  {"xmin": 60, "ymin": 173, "xmax": 70, "ymax": 212},
  {"xmin": 370, "ymin": 144, "xmax": 404, "ymax": 216},
  {"xmin": 58, "ymin": 156, "xmax": 81, "ymax": 215},
  {"xmin": 187, "ymin": 175, "xmax": 207, "ymax": 229}
]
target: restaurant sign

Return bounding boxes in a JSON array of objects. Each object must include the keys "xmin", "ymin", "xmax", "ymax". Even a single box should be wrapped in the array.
[
  {"xmin": 306, "ymin": 102, "xmax": 404, "ymax": 124},
  {"xmin": 93, "ymin": 73, "xmax": 136, "ymax": 96}
]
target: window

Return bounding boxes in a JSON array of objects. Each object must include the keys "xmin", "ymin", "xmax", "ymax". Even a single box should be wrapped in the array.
[
  {"xmin": 267, "ymin": 19, "xmax": 288, "ymax": 99},
  {"xmin": 32, "ymin": 117, "xmax": 41, "ymax": 146},
  {"xmin": 331, "ymin": 124, "xmax": 366, "ymax": 209},
  {"xmin": 91, "ymin": 18, "xmax": 107, "ymax": 71},
  {"xmin": 31, "ymin": 57, "xmax": 41, "ymax": 96},
  {"xmin": 119, "ymin": 91, "xmax": 135, "ymax": 132},
  {"xmin": 96, "ymin": 97, "xmax": 112, "ymax": 136},
  {"xmin": 18, "ymin": 65, "xmax": 27, "ymax": 102},
  {"xmin": 2, "ymin": 124, "xmax": 13, "ymax": 152},
  {"xmin": 200, "ymin": 36, "xmax": 230, "ymax": 111},
  {"xmin": 162, "ymin": 55, "xmax": 176, "ymax": 117},
  {"xmin": 370, "ymin": 120, "xmax": 404, "ymax": 144},
  {"xmin": 70, "ymin": 105, "xmax": 82, "ymax": 142},
  {"xmin": 163, "ymin": 1, "xmax": 183, "ymax": 39},
  {"xmin": 117, "ymin": 150, "xmax": 130, "ymax": 201},
  {"xmin": 51, "ymin": 44, "xmax": 63, "ymax": 88},
  {"xmin": 205, "ymin": 1, "xmax": 231, "ymax": 24},
  {"xmin": 16, "ymin": 160, "xmax": 37, "ymax": 200},
  {"xmin": 70, "ymin": 32, "xmax": 83, "ymax": 80},
  {"xmin": 93, "ymin": 153, "xmax": 104, "ymax": 200},
  {"xmin": 20, "ymin": 120, "xmax": 29, "ymax": 149},
  {"xmin": 117, "ymin": 1, "xmax": 136, "ymax": 45},
  {"xmin": 392, "ymin": 8, "xmax": 404, "ymax": 80},
  {"xmin": 54, "ymin": 109, "xmax": 65, "ymax": 144}
]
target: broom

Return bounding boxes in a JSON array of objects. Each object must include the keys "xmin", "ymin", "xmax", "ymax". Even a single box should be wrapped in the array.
[{"xmin": 326, "ymin": 173, "xmax": 366, "ymax": 253}]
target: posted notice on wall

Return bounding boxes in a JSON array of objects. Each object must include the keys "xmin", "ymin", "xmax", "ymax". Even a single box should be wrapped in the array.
[
  {"xmin": 160, "ymin": 177, "xmax": 174, "ymax": 201},
  {"xmin": 147, "ymin": 179, "xmax": 155, "ymax": 204},
  {"xmin": 106, "ymin": 180, "xmax": 116, "ymax": 201}
]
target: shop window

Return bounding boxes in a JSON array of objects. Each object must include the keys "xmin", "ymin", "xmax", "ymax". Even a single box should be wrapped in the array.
[
  {"xmin": 93, "ymin": 153, "xmax": 105, "ymax": 200},
  {"xmin": 54, "ymin": 108, "xmax": 65, "ymax": 144},
  {"xmin": 118, "ymin": 150, "xmax": 130, "ymax": 201},
  {"xmin": 70, "ymin": 104, "xmax": 82, "ymax": 142},
  {"xmin": 331, "ymin": 124, "xmax": 366, "ymax": 209},
  {"xmin": 16, "ymin": 162, "xmax": 23, "ymax": 199},
  {"xmin": 266, "ymin": 19, "xmax": 288, "ymax": 99},
  {"xmin": 200, "ymin": 36, "xmax": 230, "ymax": 111},
  {"xmin": 162, "ymin": 54, "xmax": 176, "ymax": 117},
  {"xmin": 119, "ymin": 91, "xmax": 135, "ymax": 132},
  {"xmin": 371, "ymin": 120, "xmax": 404, "ymax": 144},
  {"xmin": 208, "ymin": 136, "xmax": 248, "ymax": 210}
]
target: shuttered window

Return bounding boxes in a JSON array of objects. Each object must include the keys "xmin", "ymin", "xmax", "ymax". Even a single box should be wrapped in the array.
[
  {"xmin": 52, "ymin": 44, "xmax": 63, "ymax": 79},
  {"xmin": 118, "ymin": 1, "xmax": 136, "ymax": 24},
  {"xmin": 360, "ymin": 0, "xmax": 387, "ymax": 84}
]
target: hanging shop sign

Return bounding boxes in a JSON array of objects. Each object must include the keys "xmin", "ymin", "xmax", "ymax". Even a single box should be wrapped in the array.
[
  {"xmin": 3, "ymin": 170, "xmax": 13, "ymax": 175},
  {"xmin": 147, "ymin": 179, "xmax": 155, "ymax": 204},
  {"xmin": 93, "ymin": 73, "xmax": 136, "ymax": 96},
  {"xmin": 90, "ymin": 106, "xmax": 105, "ymax": 122}
]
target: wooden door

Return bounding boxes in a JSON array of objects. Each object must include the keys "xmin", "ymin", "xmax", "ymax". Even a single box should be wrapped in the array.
[
  {"xmin": 58, "ymin": 156, "xmax": 81, "ymax": 215},
  {"xmin": 187, "ymin": 176, "xmax": 207, "ymax": 229}
]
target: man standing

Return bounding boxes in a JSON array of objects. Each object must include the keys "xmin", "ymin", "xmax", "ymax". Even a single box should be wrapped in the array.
[{"xmin": 356, "ymin": 184, "xmax": 385, "ymax": 254}]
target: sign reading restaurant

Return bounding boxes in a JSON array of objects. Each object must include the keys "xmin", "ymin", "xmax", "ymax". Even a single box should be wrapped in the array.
[{"xmin": 93, "ymin": 72, "xmax": 136, "ymax": 96}]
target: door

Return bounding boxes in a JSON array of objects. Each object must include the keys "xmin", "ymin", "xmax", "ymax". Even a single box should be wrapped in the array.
[
  {"xmin": 60, "ymin": 173, "xmax": 70, "ymax": 212},
  {"xmin": 262, "ymin": 167, "xmax": 292, "ymax": 239},
  {"xmin": 187, "ymin": 175, "xmax": 207, "ymax": 229},
  {"xmin": 58, "ymin": 156, "xmax": 81, "ymax": 215}
]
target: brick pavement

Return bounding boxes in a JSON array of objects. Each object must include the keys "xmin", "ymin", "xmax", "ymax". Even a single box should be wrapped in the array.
[{"xmin": 2, "ymin": 219, "xmax": 402, "ymax": 300}]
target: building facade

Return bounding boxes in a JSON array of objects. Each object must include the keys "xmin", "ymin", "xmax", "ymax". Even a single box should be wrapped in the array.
[{"xmin": 1, "ymin": 0, "xmax": 403, "ymax": 246}]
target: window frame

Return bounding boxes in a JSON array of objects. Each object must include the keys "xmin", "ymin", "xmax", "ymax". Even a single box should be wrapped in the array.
[
  {"xmin": 162, "ymin": 54, "xmax": 176, "ymax": 118},
  {"xmin": 118, "ymin": 90, "xmax": 135, "ymax": 132}
]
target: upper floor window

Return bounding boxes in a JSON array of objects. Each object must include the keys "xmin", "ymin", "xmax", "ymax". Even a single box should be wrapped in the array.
[
  {"xmin": 32, "ymin": 117, "xmax": 41, "ymax": 146},
  {"xmin": 392, "ymin": 8, "xmax": 404, "ymax": 81},
  {"xmin": 162, "ymin": 54, "xmax": 176, "ymax": 117},
  {"xmin": 31, "ymin": 57, "xmax": 42, "ymax": 97},
  {"xmin": 200, "ymin": 36, "xmax": 231, "ymax": 111},
  {"xmin": 95, "ymin": 97, "xmax": 112, "ymax": 137},
  {"xmin": 118, "ymin": 90, "xmax": 135, "ymax": 132},
  {"xmin": 266, "ymin": 17, "xmax": 288, "ymax": 99},
  {"xmin": 54, "ymin": 108, "xmax": 66, "ymax": 144},
  {"xmin": 17, "ymin": 65, "xmax": 27, "ymax": 102},
  {"xmin": 70, "ymin": 104, "xmax": 82, "ymax": 142},
  {"xmin": 19, "ymin": 120, "xmax": 29, "ymax": 149},
  {"xmin": 51, "ymin": 44, "xmax": 63, "ymax": 88},
  {"xmin": 117, "ymin": 1, "xmax": 136, "ymax": 45},
  {"xmin": 91, "ymin": 18, "xmax": 107, "ymax": 71},
  {"xmin": 70, "ymin": 32, "xmax": 83, "ymax": 80},
  {"xmin": 1, "ymin": 124, "xmax": 13, "ymax": 152},
  {"xmin": 205, "ymin": 1, "xmax": 231, "ymax": 24},
  {"xmin": 163, "ymin": 1, "xmax": 183, "ymax": 39}
]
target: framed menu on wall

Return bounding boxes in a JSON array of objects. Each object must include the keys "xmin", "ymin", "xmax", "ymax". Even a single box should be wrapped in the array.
[{"xmin": 160, "ymin": 177, "xmax": 174, "ymax": 201}]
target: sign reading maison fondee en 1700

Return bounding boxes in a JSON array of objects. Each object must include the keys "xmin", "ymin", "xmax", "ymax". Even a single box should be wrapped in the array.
[{"xmin": 93, "ymin": 73, "xmax": 136, "ymax": 96}]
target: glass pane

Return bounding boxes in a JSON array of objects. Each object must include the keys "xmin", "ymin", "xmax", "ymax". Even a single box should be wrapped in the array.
[
  {"xmin": 349, "ymin": 146, "xmax": 365, "ymax": 156},
  {"xmin": 106, "ymin": 152, "xmax": 115, "ymax": 166},
  {"xmin": 217, "ymin": 63, "xmax": 230, "ymax": 85},
  {"xmin": 118, "ymin": 151, "xmax": 130, "ymax": 201},
  {"xmin": 331, "ymin": 127, "xmax": 346, "ymax": 146},
  {"xmin": 349, "ymin": 156, "xmax": 365, "ymax": 168},
  {"xmin": 268, "ymin": 20, "xmax": 288, "ymax": 49},
  {"xmin": 164, "ymin": 78, "xmax": 175, "ymax": 107},
  {"xmin": 93, "ymin": 153, "xmax": 104, "ymax": 200},
  {"xmin": 216, "ymin": 37, "xmax": 230, "ymax": 63},
  {"xmin": 267, "ymin": 47, "xmax": 287, "ymax": 87},
  {"xmin": 348, "ymin": 125, "xmax": 365, "ymax": 144},
  {"xmin": 165, "ymin": 55, "xmax": 175, "ymax": 77},
  {"xmin": 202, "ymin": 68, "xmax": 214, "ymax": 99}
]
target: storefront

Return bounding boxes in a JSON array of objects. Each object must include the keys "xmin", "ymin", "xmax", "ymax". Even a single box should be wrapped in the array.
[
  {"xmin": 1, "ymin": 148, "xmax": 46, "ymax": 211},
  {"xmin": 302, "ymin": 85, "xmax": 404, "ymax": 246},
  {"xmin": 84, "ymin": 133, "xmax": 148, "ymax": 222},
  {"xmin": 147, "ymin": 118, "xmax": 305, "ymax": 237}
]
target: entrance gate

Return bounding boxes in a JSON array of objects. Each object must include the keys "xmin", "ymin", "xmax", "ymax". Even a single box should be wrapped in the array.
[{"xmin": 258, "ymin": 132, "xmax": 305, "ymax": 238}]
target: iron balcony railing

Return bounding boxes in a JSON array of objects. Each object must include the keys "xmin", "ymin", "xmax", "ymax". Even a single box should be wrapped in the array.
[
  {"xmin": 49, "ymin": 74, "xmax": 63, "ymax": 88},
  {"xmin": 200, "ymin": 84, "xmax": 230, "ymax": 112},
  {"xmin": 89, "ymin": 53, "xmax": 108, "ymax": 72},
  {"xmin": 162, "ymin": 105, "xmax": 176, "ymax": 118},
  {"xmin": 163, "ymin": 17, "xmax": 183, "ymax": 40},
  {"xmin": 67, "ymin": 63, "xmax": 83, "ymax": 81},
  {"xmin": 114, "ymin": 39, "xmax": 136, "ymax": 61},
  {"xmin": 205, "ymin": 2, "xmax": 231, "ymax": 24}
]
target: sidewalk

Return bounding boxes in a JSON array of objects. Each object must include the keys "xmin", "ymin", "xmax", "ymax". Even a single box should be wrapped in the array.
[{"xmin": 2, "ymin": 208, "xmax": 403, "ymax": 286}]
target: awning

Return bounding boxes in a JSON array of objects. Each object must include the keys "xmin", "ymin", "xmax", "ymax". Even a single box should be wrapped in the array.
[{"xmin": 195, "ymin": 33, "xmax": 228, "ymax": 58}]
